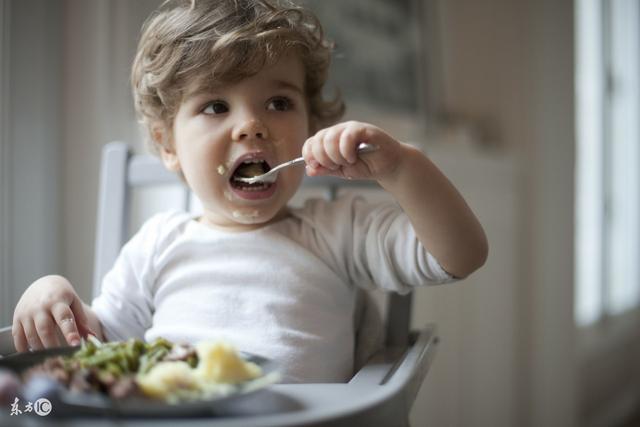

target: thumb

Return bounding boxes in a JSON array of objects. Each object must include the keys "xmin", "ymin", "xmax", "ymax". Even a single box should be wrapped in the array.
[
  {"xmin": 69, "ymin": 295, "xmax": 96, "ymax": 338},
  {"xmin": 51, "ymin": 301, "xmax": 85, "ymax": 346}
]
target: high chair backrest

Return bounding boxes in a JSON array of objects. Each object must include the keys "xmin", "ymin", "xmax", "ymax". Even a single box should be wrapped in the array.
[{"xmin": 93, "ymin": 142, "xmax": 413, "ymax": 349}]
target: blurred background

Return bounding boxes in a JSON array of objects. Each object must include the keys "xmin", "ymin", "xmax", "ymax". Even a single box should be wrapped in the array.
[{"xmin": 0, "ymin": 0, "xmax": 638, "ymax": 426}]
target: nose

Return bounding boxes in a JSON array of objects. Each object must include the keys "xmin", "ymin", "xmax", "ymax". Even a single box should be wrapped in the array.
[{"xmin": 232, "ymin": 117, "xmax": 269, "ymax": 141}]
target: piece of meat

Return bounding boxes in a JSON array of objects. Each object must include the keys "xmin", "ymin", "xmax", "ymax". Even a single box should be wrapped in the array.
[
  {"xmin": 22, "ymin": 356, "xmax": 71, "ymax": 386},
  {"xmin": 68, "ymin": 369, "xmax": 95, "ymax": 394},
  {"xmin": 108, "ymin": 376, "xmax": 139, "ymax": 400}
]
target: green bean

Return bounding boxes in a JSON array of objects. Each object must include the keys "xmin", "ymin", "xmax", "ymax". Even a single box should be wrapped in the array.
[
  {"xmin": 105, "ymin": 361, "xmax": 123, "ymax": 376},
  {"xmin": 138, "ymin": 347, "xmax": 169, "ymax": 374},
  {"xmin": 82, "ymin": 348, "xmax": 119, "ymax": 367},
  {"xmin": 146, "ymin": 337, "xmax": 172, "ymax": 352},
  {"xmin": 124, "ymin": 339, "xmax": 142, "ymax": 371},
  {"xmin": 186, "ymin": 354, "xmax": 198, "ymax": 368},
  {"xmin": 66, "ymin": 337, "xmax": 178, "ymax": 379}
]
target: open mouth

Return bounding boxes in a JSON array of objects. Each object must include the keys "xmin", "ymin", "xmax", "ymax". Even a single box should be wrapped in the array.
[{"xmin": 229, "ymin": 159, "xmax": 274, "ymax": 192}]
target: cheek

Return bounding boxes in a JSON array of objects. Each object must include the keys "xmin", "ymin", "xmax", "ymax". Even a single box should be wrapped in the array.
[
  {"xmin": 177, "ymin": 144, "xmax": 225, "ymax": 193},
  {"xmin": 283, "ymin": 132, "xmax": 306, "ymax": 156},
  {"xmin": 275, "ymin": 114, "xmax": 309, "ymax": 149}
]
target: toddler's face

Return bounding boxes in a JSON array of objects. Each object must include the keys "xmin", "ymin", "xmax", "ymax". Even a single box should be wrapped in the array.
[{"xmin": 162, "ymin": 54, "xmax": 309, "ymax": 230}]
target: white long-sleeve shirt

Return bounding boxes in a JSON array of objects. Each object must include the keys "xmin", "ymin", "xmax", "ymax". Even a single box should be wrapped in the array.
[{"xmin": 92, "ymin": 195, "xmax": 453, "ymax": 382}]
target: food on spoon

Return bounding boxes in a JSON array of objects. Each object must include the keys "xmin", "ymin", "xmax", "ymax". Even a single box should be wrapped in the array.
[{"xmin": 234, "ymin": 161, "xmax": 268, "ymax": 178}]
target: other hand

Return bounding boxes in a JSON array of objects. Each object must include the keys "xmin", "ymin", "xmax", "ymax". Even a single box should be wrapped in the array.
[{"xmin": 12, "ymin": 275, "xmax": 95, "ymax": 352}]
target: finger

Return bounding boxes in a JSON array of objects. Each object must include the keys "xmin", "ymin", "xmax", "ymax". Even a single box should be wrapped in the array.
[
  {"xmin": 34, "ymin": 311, "xmax": 61, "ymax": 348},
  {"xmin": 302, "ymin": 138, "xmax": 319, "ymax": 169},
  {"xmin": 322, "ymin": 127, "xmax": 348, "ymax": 167},
  {"xmin": 69, "ymin": 295, "xmax": 94, "ymax": 337},
  {"xmin": 308, "ymin": 128, "xmax": 329, "ymax": 168},
  {"xmin": 305, "ymin": 163, "xmax": 333, "ymax": 177},
  {"xmin": 339, "ymin": 126, "xmax": 362, "ymax": 164},
  {"xmin": 313, "ymin": 135, "xmax": 339, "ymax": 171},
  {"xmin": 12, "ymin": 323, "xmax": 29, "ymax": 353},
  {"xmin": 77, "ymin": 322, "xmax": 96, "ymax": 339},
  {"xmin": 50, "ymin": 302, "xmax": 82, "ymax": 346},
  {"xmin": 22, "ymin": 318, "xmax": 44, "ymax": 351}
]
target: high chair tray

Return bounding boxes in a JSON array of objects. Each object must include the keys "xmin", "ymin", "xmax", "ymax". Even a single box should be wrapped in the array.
[{"xmin": 0, "ymin": 323, "xmax": 437, "ymax": 426}]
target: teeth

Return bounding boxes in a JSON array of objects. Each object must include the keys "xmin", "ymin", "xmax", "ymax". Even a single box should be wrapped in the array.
[
  {"xmin": 242, "ymin": 159, "xmax": 266, "ymax": 164},
  {"xmin": 234, "ymin": 183, "xmax": 271, "ymax": 191}
]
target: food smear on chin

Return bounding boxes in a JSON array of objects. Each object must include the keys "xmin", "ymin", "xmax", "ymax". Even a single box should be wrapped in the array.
[{"xmin": 231, "ymin": 210, "xmax": 260, "ymax": 220}]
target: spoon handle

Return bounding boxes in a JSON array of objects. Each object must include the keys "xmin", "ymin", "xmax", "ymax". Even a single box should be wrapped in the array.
[
  {"xmin": 239, "ymin": 142, "xmax": 377, "ymax": 183},
  {"xmin": 276, "ymin": 142, "xmax": 376, "ymax": 173}
]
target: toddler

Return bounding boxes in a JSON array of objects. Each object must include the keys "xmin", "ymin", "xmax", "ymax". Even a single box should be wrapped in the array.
[{"xmin": 12, "ymin": 0, "xmax": 487, "ymax": 382}]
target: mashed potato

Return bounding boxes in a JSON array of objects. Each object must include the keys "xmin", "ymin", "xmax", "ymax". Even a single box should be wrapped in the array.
[
  {"xmin": 136, "ymin": 361, "xmax": 199, "ymax": 399},
  {"xmin": 136, "ymin": 341, "xmax": 262, "ymax": 402},
  {"xmin": 194, "ymin": 341, "xmax": 262, "ymax": 383}
]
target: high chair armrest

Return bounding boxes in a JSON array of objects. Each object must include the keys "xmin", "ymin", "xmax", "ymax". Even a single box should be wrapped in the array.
[
  {"xmin": 385, "ymin": 323, "xmax": 439, "ymax": 406},
  {"xmin": 349, "ymin": 323, "xmax": 438, "ymax": 405},
  {"xmin": 0, "ymin": 325, "xmax": 16, "ymax": 357}
]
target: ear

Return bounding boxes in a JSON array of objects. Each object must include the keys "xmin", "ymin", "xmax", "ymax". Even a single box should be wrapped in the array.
[
  {"xmin": 152, "ymin": 124, "xmax": 181, "ymax": 172},
  {"xmin": 160, "ymin": 145, "xmax": 181, "ymax": 172}
]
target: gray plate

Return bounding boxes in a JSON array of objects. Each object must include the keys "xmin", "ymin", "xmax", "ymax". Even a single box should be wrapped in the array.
[{"xmin": 0, "ymin": 345, "xmax": 279, "ymax": 418}]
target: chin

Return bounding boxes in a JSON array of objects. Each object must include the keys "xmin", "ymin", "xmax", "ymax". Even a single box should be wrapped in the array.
[{"xmin": 229, "ymin": 207, "xmax": 278, "ymax": 225}]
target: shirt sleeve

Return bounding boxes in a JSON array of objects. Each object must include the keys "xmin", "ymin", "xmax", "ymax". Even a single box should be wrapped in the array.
[
  {"xmin": 297, "ymin": 194, "xmax": 456, "ymax": 294},
  {"xmin": 91, "ymin": 213, "xmax": 168, "ymax": 342}
]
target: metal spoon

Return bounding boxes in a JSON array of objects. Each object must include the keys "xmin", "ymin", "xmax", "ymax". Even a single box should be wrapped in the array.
[{"xmin": 234, "ymin": 142, "xmax": 377, "ymax": 184}]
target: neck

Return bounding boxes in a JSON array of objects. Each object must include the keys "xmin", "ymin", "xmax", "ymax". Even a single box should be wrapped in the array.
[{"xmin": 198, "ymin": 206, "xmax": 291, "ymax": 232}]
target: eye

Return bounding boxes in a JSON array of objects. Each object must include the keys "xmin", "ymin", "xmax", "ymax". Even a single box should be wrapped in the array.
[
  {"xmin": 267, "ymin": 96, "xmax": 293, "ymax": 112},
  {"xmin": 202, "ymin": 101, "xmax": 229, "ymax": 115}
]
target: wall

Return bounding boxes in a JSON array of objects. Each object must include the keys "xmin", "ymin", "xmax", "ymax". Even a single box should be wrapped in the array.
[
  {"xmin": 409, "ymin": 144, "xmax": 520, "ymax": 427},
  {"xmin": 524, "ymin": 1, "xmax": 577, "ymax": 425},
  {"xmin": 0, "ymin": 0, "xmax": 10, "ymax": 326},
  {"xmin": 420, "ymin": 0, "xmax": 577, "ymax": 426},
  {"xmin": 61, "ymin": 0, "xmax": 158, "ymax": 302},
  {"xmin": 0, "ymin": 0, "xmax": 63, "ymax": 326}
]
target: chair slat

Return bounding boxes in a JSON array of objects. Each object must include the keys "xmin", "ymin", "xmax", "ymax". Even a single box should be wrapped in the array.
[
  {"xmin": 93, "ymin": 142, "xmax": 130, "ymax": 297},
  {"xmin": 128, "ymin": 155, "xmax": 179, "ymax": 187}
]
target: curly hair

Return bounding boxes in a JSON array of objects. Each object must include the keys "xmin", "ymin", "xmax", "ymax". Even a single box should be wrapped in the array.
[{"xmin": 131, "ymin": 0, "xmax": 345, "ymax": 153}]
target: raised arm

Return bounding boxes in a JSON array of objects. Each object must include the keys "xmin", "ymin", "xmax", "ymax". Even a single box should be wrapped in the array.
[{"xmin": 302, "ymin": 121, "xmax": 488, "ymax": 279}]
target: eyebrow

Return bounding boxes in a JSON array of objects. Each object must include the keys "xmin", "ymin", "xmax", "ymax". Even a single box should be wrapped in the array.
[
  {"xmin": 183, "ymin": 78, "xmax": 305, "ymax": 102},
  {"xmin": 272, "ymin": 79, "xmax": 304, "ymax": 95}
]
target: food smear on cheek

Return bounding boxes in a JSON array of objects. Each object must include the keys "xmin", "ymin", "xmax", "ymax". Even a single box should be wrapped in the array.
[{"xmin": 217, "ymin": 164, "xmax": 226, "ymax": 175}]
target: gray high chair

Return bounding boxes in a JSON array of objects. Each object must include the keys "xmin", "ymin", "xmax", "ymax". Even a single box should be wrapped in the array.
[{"xmin": 0, "ymin": 142, "xmax": 439, "ymax": 426}]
